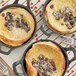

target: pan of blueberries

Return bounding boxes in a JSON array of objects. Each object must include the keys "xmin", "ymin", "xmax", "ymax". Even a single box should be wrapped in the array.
[
  {"xmin": 13, "ymin": 40, "xmax": 76, "ymax": 76},
  {"xmin": 0, "ymin": 0, "xmax": 36, "ymax": 55},
  {"xmin": 40, "ymin": 0, "xmax": 76, "ymax": 36}
]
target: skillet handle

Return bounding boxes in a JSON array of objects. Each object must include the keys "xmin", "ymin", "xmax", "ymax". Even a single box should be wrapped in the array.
[
  {"xmin": 27, "ymin": 0, "xmax": 30, "ymax": 9},
  {"xmin": 64, "ymin": 47, "xmax": 76, "ymax": 65},
  {"xmin": 13, "ymin": 0, "xmax": 30, "ymax": 9},
  {"xmin": 13, "ymin": 0, "xmax": 19, "ymax": 4},
  {"xmin": 40, "ymin": 24, "xmax": 54, "ymax": 36},
  {"xmin": 13, "ymin": 60, "xmax": 24, "ymax": 76},
  {"xmin": 0, "ymin": 42, "xmax": 15, "ymax": 55}
]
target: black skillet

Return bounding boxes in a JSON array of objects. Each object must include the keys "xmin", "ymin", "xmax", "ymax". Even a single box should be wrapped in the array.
[
  {"xmin": 40, "ymin": 0, "xmax": 76, "ymax": 36},
  {"xmin": 13, "ymin": 40, "xmax": 76, "ymax": 76},
  {"xmin": 0, "ymin": 0, "xmax": 36, "ymax": 55}
]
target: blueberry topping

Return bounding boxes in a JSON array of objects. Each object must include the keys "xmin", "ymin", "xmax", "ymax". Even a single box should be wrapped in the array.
[
  {"xmin": 11, "ymin": 13, "xmax": 15, "ymax": 17},
  {"xmin": 44, "ymin": 57, "xmax": 48, "ymax": 62},
  {"xmin": 74, "ymin": 17, "xmax": 76, "ymax": 21},
  {"xmin": 50, "ymin": 4, "xmax": 54, "ymax": 9},
  {"xmin": 42, "ymin": 72, "xmax": 47, "ymax": 76},
  {"xmin": 5, "ymin": 16, "xmax": 8, "ymax": 21},
  {"xmin": 64, "ymin": 18, "xmax": 69, "ymax": 22},
  {"xmin": 70, "ymin": 21, "xmax": 74, "ymax": 25},
  {"xmin": 39, "ymin": 60, "xmax": 45, "ymax": 65},
  {"xmin": 48, "ymin": 68, "xmax": 52, "ymax": 72},
  {"xmin": 67, "ymin": 26, "xmax": 72, "ymax": 29},
  {"xmin": 6, "ymin": 12, "xmax": 11, "ymax": 16},
  {"xmin": 71, "ymin": 25, "xmax": 74, "ymax": 27},
  {"xmin": 66, "ymin": 7, "xmax": 70, "ymax": 10},
  {"xmin": 5, "ymin": 22, "xmax": 9, "ymax": 27},
  {"xmin": 65, "ymin": 13, "xmax": 69, "ymax": 18},
  {"xmin": 20, "ymin": 14, "xmax": 23, "ymax": 18},
  {"xmin": 69, "ymin": 14, "xmax": 74, "ymax": 20},
  {"xmin": 32, "ymin": 56, "xmax": 56, "ymax": 76},
  {"xmin": 5, "ymin": 22, "xmax": 12, "ymax": 27},
  {"xmin": 16, "ymin": 17, "xmax": 20, "ymax": 22},
  {"xmin": 60, "ymin": 8, "xmax": 65, "ymax": 13},
  {"xmin": 39, "ymin": 66, "xmax": 43, "ymax": 70},
  {"xmin": 4, "ymin": 12, "xmax": 30, "ymax": 32},
  {"xmin": 65, "ymin": 23, "xmax": 69, "ymax": 26},
  {"xmin": 53, "ymin": 6, "xmax": 75, "ymax": 30},
  {"xmin": 61, "ymin": 23, "xmax": 64, "ymax": 25},
  {"xmin": 38, "ymin": 55, "xmax": 44, "ymax": 60},
  {"xmin": 60, "ymin": 13, "xmax": 65, "ymax": 18}
]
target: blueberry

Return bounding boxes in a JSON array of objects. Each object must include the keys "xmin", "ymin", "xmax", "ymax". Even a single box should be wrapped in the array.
[
  {"xmin": 16, "ymin": 17, "xmax": 20, "ymax": 22},
  {"xmin": 39, "ymin": 60, "xmax": 45, "ymax": 65},
  {"xmin": 56, "ymin": 16, "xmax": 60, "ymax": 20},
  {"xmin": 53, "ymin": 66, "xmax": 56, "ymax": 71},
  {"xmin": 44, "ymin": 57, "xmax": 48, "ymax": 62},
  {"xmin": 48, "ymin": 68, "xmax": 52, "ymax": 72},
  {"xmin": 42, "ymin": 72, "xmax": 47, "ymax": 76},
  {"xmin": 5, "ymin": 16, "xmax": 8, "ymax": 21},
  {"xmin": 65, "ymin": 13, "xmax": 69, "ymax": 18},
  {"xmin": 39, "ymin": 66, "xmax": 43, "ymax": 70},
  {"xmin": 38, "ymin": 55, "xmax": 44, "ymax": 60},
  {"xmin": 21, "ymin": 19, "xmax": 25, "ymax": 24},
  {"xmin": 20, "ymin": 14, "xmax": 23, "ymax": 18},
  {"xmin": 74, "ymin": 17, "xmax": 76, "ymax": 21},
  {"xmin": 11, "ymin": 13, "xmax": 15, "ymax": 17},
  {"xmin": 60, "ymin": 13, "xmax": 65, "ymax": 18},
  {"xmin": 50, "ymin": 4, "xmax": 54, "ymax": 9},
  {"xmin": 43, "ymin": 67, "xmax": 47, "ymax": 71},
  {"xmin": 16, "ymin": 21, "xmax": 20, "ymax": 27},
  {"xmin": 5, "ymin": 22, "xmax": 9, "ymax": 27},
  {"xmin": 49, "ymin": 59, "xmax": 52, "ymax": 64},
  {"xmin": 65, "ymin": 23, "xmax": 69, "ymax": 26},
  {"xmin": 64, "ymin": 18, "xmax": 69, "ymax": 22},
  {"xmin": 5, "ymin": 22, "xmax": 11, "ymax": 27},
  {"xmin": 66, "ymin": 6, "xmax": 70, "ymax": 11},
  {"xmin": 71, "ymin": 25, "xmax": 74, "ymax": 28},
  {"xmin": 9, "ymin": 14, "xmax": 13, "ymax": 19},
  {"xmin": 46, "ymin": 63, "xmax": 50, "ymax": 68},
  {"xmin": 67, "ymin": 26, "xmax": 72, "ymax": 29},
  {"xmin": 60, "ymin": 8, "xmax": 65, "ymax": 13},
  {"xmin": 21, "ymin": 19, "xmax": 28, "ymax": 27},
  {"xmin": 70, "ymin": 21, "xmax": 74, "ymax": 25},
  {"xmin": 6, "ymin": 12, "xmax": 11, "ymax": 16},
  {"xmin": 69, "ymin": 14, "xmax": 74, "ymax": 20},
  {"xmin": 61, "ymin": 23, "xmax": 64, "ymax": 25}
]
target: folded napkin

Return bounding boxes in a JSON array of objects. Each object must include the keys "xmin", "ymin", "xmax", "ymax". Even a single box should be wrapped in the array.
[{"xmin": 0, "ymin": 57, "xmax": 16, "ymax": 76}]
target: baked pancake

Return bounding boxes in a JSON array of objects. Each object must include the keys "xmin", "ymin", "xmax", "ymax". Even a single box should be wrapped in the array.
[
  {"xmin": 25, "ymin": 41, "xmax": 65, "ymax": 76},
  {"xmin": 0, "ymin": 7, "xmax": 35, "ymax": 46},
  {"xmin": 45, "ymin": 0, "xmax": 76, "ymax": 33}
]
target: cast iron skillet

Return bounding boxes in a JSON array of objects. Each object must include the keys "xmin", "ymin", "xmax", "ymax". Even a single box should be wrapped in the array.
[
  {"xmin": 40, "ymin": 0, "xmax": 76, "ymax": 36},
  {"xmin": 0, "ymin": 0, "xmax": 36, "ymax": 55},
  {"xmin": 13, "ymin": 40, "xmax": 76, "ymax": 76}
]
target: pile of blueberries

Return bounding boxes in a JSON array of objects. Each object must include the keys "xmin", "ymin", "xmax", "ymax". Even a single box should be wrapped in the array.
[
  {"xmin": 4, "ymin": 12, "xmax": 30, "ymax": 32},
  {"xmin": 52, "ymin": 6, "xmax": 76, "ymax": 29},
  {"xmin": 32, "ymin": 55, "xmax": 56, "ymax": 76}
]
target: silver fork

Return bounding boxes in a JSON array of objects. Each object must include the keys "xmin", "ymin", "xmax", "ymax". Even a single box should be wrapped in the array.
[
  {"xmin": 62, "ymin": 36, "xmax": 76, "ymax": 45},
  {"xmin": 0, "ymin": 61, "xmax": 10, "ymax": 76}
]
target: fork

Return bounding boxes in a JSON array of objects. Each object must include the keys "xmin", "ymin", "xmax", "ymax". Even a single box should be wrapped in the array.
[
  {"xmin": 0, "ymin": 61, "xmax": 10, "ymax": 76},
  {"xmin": 62, "ymin": 36, "xmax": 76, "ymax": 45}
]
